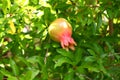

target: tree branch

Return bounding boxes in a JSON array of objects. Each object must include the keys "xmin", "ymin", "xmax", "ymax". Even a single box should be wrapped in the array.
[{"xmin": 108, "ymin": 18, "xmax": 114, "ymax": 35}]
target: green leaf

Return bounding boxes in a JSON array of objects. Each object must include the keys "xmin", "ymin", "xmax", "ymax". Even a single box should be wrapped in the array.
[
  {"xmin": 64, "ymin": 68, "xmax": 74, "ymax": 80},
  {"xmin": 54, "ymin": 57, "xmax": 72, "ymax": 68},
  {"xmin": 2, "ymin": 0, "xmax": 11, "ymax": 14},
  {"xmin": 31, "ymin": 0, "xmax": 38, "ymax": 5},
  {"xmin": 9, "ymin": 4, "xmax": 19, "ymax": 13},
  {"xmin": 27, "ymin": 56, "xmax": 44, "ymax": 66},
  {"xmin": 87, "ymin": 49, "xmax": 96, "ymax": 56},
  {"xmin": 24, "ymin": 69, "xmax": 39, "ymax": 80},
  {"xmin": 74, "ymin": 48, "xmax": 83, "ymax": 65},
  {"xmin": 0, "ymin": 69, "xmax": 17, "ymax": 80},
  {"xmin": 88, "ymin": 66, "xmax": 100, "ymax": 72},
  {"xmin": 24, "ymin": 71, "xmax": 32, "ymax": 80},
  {"xmin": 81, "ymin": 62, "xmax": 100, "ymax": 73},
  {"xmin": 97, "ymin": 13, "xmax": 102, "ymax": 28},
  {"xmin": 16, "ymin": 56, "xmax": 30, "ymax": 67},
  {"xmin": 43, "ymin": 7, "xmax": 53, "ymax": 25},
  {"xmin": 44, "ymin": 43, "xmax": 51, "ymax": 49},
  {"xmin": 97, "ymin": 59, "xmax": 110, "ymax": 76},
  {"xmin": 53, "ymin": 55, "xmax": 63, "ymax": 61},
  {"xmin": 92, "ymin": 43, "xmax": 104, "ymax": 55},
  {"xmin": 56, "ymin": 49, "xmax": 74, "ymax": 60},
  {"xmin": 107, "ymin": 9, "xmax": 113, "ymax": 19},
  {"xmin": 0, "ymin": 73, "xmax": 4, "ymax": 80},
  {"xmin": 7, "ymin": 76, "xmax": 18, "ymax": 80},
  {"xmin": 84, "ymin": 56, "xmax": 96, "ymax": 62},
  {"xmin": 52, "ymin": 42, "xmax": 60, "ymax": 48},
  {"xmin": 9, "ymin": 59, "xmax": 19, "ymax": 76},
  {"xmin": 14, "ymin": 0, "xmax": 29, "ymax": 7},
  {"xmin": 0, "ymin": 69, "xmax": 11, "ymax": 77},
  {"xmin": 41, "ymin": 65, "xmax": 48, "ymax": 80},
  {"xmin": 76, "ymin": 66, "xmax": 86, "ymax": 74}
]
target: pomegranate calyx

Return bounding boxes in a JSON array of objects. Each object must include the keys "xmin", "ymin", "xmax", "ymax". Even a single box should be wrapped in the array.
[{"xmin": 60, "ymin": 34, "xmax": 76, "ymax": 51}]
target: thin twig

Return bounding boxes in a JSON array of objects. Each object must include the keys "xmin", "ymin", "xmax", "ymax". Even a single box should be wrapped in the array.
[
  {"xmin": 76, "ymin": 73, "xmax": 92, "ymax": 80},
  {"xmin": 108, "ymin": 53, "xmax": 120, "ymax": 57},
  {"xmin": 44, "ymin": 38, "xmax": 50, "ymax": 64}
]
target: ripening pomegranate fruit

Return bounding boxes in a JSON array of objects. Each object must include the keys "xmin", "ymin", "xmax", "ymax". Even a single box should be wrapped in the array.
[{"xmin": 48, "ymin": 18, "xmax": 77, "ymax": 51}]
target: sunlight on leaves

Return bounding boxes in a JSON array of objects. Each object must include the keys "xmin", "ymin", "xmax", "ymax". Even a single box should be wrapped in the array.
[{"xmin": 8, "ymin": 20, "xmax": 16, "ymax": 34}]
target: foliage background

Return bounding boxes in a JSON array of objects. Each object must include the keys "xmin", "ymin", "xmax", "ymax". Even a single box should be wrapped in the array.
[{"xmin": 0, "ymin": 0, "xmax": 120, "ymax": 80}]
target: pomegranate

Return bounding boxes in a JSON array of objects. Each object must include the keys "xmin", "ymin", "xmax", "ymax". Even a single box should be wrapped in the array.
[{"xmin": 48, "ymin": 18, "xmax": 77, "ymax": 50}]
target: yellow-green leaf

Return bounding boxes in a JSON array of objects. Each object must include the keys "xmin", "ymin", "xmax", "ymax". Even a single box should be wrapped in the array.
[{"xmin": 8, "ymin": 20, "xmax": 16, "ymax": 34}]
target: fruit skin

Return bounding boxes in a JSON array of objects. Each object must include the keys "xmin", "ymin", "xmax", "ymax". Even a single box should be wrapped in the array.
[{"xmin": 48, "ymin": 18, "xmax": 77, "ymax": 50}]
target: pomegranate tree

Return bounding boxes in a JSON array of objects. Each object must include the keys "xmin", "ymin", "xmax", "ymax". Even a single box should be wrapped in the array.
[{"xmin": 48, "ymin": 18, "xmax": 77, "ymax": 50}]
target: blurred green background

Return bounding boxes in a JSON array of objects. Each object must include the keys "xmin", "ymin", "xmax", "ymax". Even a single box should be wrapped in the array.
[{"xmin": 0, "ymin": 0, "xmax": 120, "ymax": 80}]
